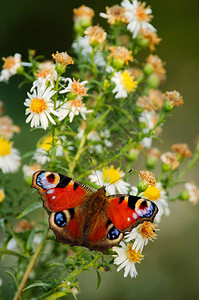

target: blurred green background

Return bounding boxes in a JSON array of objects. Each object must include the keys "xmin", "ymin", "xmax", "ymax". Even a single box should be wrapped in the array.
[{"xmin": 0, "ymin": 0, "xmax": 199, "ymax": 299}]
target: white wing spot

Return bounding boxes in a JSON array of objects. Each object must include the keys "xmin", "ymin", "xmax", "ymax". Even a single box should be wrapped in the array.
[{"xmin": 133, "ymin": 213, "xmax": 138, "ymax": 219}]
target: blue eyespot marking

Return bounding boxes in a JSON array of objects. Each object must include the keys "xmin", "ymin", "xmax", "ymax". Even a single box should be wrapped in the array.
[
  {"xmin": 107, "ymin": 227, "xmax": 120, "ymax": 240},
  {"xmin": 54, "ymin": 212, "xmax": 67, "ymax": 227}
]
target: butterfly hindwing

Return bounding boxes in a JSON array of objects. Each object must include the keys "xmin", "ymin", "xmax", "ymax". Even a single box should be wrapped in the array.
[
  {"xmin": 32, "ymin": 170, "xmax": 93, "ymax": 212},
  {"xmin": 107, "ymin": 194, "xmax": 158, "ymax": 232}
]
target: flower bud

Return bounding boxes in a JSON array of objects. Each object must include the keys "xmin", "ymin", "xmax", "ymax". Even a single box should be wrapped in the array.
[
  {"xmin": 143, "ymin": 64, "xmax": 154, "ymax": 76},
  {"xmin": 161, "ymin": 163, "xmax": 171, "ymax": 172},
  {"xmin": 134, "ymin": 106, "xmax": 144, "ymax": 115},
  {"xmin": 179, "ymin": 190, "xmax": 190, "ymax": 201},
  {"xmin": 137, "ymin": 180, "xmax": 148, "ymax": 193},
  {"xmin": 126, "ymin": 148, "xmax": 140, "ymax": 162},
  {"xmin": 146, "ymin": 156, "xmax": 158, "ymax": 169},
  {"xmin": 147, "ymin": 74, "xmax": 160, "ymax": 88},
  {"xmin": 137, "ymin": 37, "xmax": 149, "ymax": 48},
  {"xmin": 163, "ymin": 100, "xmax": 174, "ymax": 112},
  {"xmin": 17, "ymin": 66, "xmax": 25, "ymax": 75}
]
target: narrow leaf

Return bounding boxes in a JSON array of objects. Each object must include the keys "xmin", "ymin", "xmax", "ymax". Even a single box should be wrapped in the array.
[
  {"xmin": 23, "ymin": 282, "xmax": 50, "ymax": 292},
  {"xmin": 5, "ymin": 271, "xmax": 18, "ymax": 288},
  {"xmin": 0, "ymin": 248, "xmax": 28, "ymax": 259},
  {"xmin": 96, "ymin": 270, "xmax": 101, "ymax": 290},
  {"xmin": 17, "ymin": 202, "xmax": 42, "ymax": 219},
  {"xmin": 26, "ymin": 228, "xmax": 35, "ymax": 251}
]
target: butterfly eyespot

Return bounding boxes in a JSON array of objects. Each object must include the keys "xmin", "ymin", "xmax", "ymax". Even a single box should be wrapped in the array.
[
  {"xmin": 54, "ymin": 212, "xmax": 67, "ymax": 227},
  {"xmin": 107, "ymin": 226, "xmax": 120, "ymax": 240}
]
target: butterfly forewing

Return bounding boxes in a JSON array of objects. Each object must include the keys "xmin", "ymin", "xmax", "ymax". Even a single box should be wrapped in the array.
[
  {"xmin": 107, "ymin": 194, "xmax": 158, "ymax": 232},
  {"xmin": 32, "ymin": 170, "xmax": 93, "ymax": 212}
]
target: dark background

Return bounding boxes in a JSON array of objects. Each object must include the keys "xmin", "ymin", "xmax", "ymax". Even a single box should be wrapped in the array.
[{"xmin": 0, "ymin": 1, "xmax": 199, "ymax": 299}]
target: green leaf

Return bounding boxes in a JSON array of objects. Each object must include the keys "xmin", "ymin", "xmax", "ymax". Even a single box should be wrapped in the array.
[
  {"xmin": 96, "ymin": 270, "xmax": 101, "ymax": 290},
  {"xmin": 26, "ymin": 228, "xmax": 36, "ymax": 251},
  {"xmin": 17, "ymin": 202, "xmax": 42, "ymax": 219},
  {"xmin": 48, "ymin": 262, "xmax": 66, "ymax": 268},
  {"xmin": 23, "ymin": 282, "xmax": 50, "ymax": 292},
  {"xmin": 0, "ymin": 248, "xmax": 28, "ymax": 259},
  {"xmin": 5, "ymin": 271, "xmax": 18, "ymax": 288},
  {"xmin": 41, "ymin": 291, "xmax": 71, "ymax": 300},
  {"xmin": 86, "ymin": 108, "xmax": 111, "ymax": 133}
]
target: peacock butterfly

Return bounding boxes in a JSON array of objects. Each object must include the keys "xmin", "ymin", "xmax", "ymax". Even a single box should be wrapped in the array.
[{"xmin": 32, "ymin": 170, "xmax": 158, "ymax": 253}]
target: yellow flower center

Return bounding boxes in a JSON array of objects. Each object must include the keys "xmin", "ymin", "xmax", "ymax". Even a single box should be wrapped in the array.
[
  {"xmin": 30, "ymin": 98, "xmax": 48, "ymax": 114},
  {"xmin": 139, "ymin": 221, "xmax": 157, "ymax": 240},
  {"xmin": 71, "ymin": 80, "xmax": 87, "ymax": 96},
  {"xmin": 35, "ymin": 69, "xmax": 53, "ymax": 79},
  {"xmin": 143, "ymin": 185, "xmax": 160, "ymax": 201},
  {"xmin": 102, "ymin": 165, "xmax": 123, "ymax": 183},
  {"xmin": 0, "ymin": 137, "xmax": 12, "ymax": 156},
  {"xmin": 136, "ymin": 2, "xmax": 151, "ymax": 22},
  {"xmin": 126, "ymin": 244, "xmax": 144, "ymax": 263},
  {"xmin": 2, "ymin": 56, "xmax": 16, "ymax": 70},
  {"xmin": 0, "ymin": 189, "xmax": 5, "ymax": 203},
  {"xmin": 69, "ymin": 99, "xmax": 84, "ymax": 108},
  {"xmin": 120, "ymin": 71, "xmax": 137, "ymax": 92},
  {"xmin": 38, "ymin": 135, "xmax": 53, "ymax": 151}
]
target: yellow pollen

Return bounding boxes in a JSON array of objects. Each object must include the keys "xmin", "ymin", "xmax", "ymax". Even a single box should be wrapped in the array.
[
  {"xmin": 126, "ymin": 244, "xmax": 144, "ymax": 263},
  {"xmin": 143, "ymin": 185, "xmax": 160, "ymax": 201},
  {"xmin": 0, "ymin": 137, "xmax": 12, "ymax": 156},
  {"xmin": 136, "ymin": 2, "xmax": 152, "ymax": 22},
  {"xmin": 102, "ymin": 165, "xmax": 123, "ymax": 183},
  {"xmin": 38, "ymin": 135, "xmax": 53, "ymax": 151},
  {"xmin": 35, "ymin": 69, "xmax": 52, "ymax": 79},
  {"xmin": 52, "ymin": 51, "xmax": 74, "ymax": 66},
  {"xmin": 139, "ymin": 221, "xmax": 157, "ymax": 240},
  {"xmin": 108, "ymin": 46, "xmax": 133, "ymax": 64},
  {"xmin": 30, "ymin": 98, "xmax": 48, "ymax": 114},
  {"xmin": 71, "ymin": 80, "xmax": 87, "ymax": 96},
  {"xmin": 69, "ymin": 99, "xmax": 84, "ymax": 108},
  {"xmin": 0, "ymin": 189, "xmax": 5, "ymax": 203},
  {"xmin": 120, "ymin": 71, "xmax": 137, "ymax": 92},
  {"xmin": 2, "ymin": 56, "xmax": 16, "ymax": 70}
]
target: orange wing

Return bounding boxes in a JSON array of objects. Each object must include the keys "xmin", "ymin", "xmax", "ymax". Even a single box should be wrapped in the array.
[
  {"xmin": 106, "ymin": 194, "xmax": 158, "ymax": 232},
  {"xmin": 32, "ymin": 170, "xmax": 93, "ymax": 212}
]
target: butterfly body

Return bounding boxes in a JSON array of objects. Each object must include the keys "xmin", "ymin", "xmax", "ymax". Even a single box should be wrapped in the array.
[{"xmin": 32, "ymin": 170, "xmax": 158, "ymax": 253}]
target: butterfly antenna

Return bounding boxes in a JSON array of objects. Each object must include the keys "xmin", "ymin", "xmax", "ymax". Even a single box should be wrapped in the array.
[
  {"xmin": 89, "ymin": 157, "xmax": 101, "ymax": 186},
  {"xmin": 106, "ymin": 168, "xmax": 133, "ymax": 188}
]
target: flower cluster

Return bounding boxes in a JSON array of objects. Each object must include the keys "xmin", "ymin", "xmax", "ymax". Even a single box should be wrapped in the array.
[{"xmin": 0, "ymin": 0, "xmax": 198, "ymax": 298}]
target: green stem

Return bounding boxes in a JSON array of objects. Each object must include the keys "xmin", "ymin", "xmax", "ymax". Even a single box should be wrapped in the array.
[
  {"xmin": 91, "ymin": 48, "xmax": 97, "ymax": 79},
  {"xmin": 39, "ymin": 253, "xmax": 103, "ymax": 299},
  {"xmin": 13, "ymin": 229, "xmax": 49, "ymax": 300},
  {"xmin": 70, "ymin": 133, "xmax": 87, "ymax": 175}
]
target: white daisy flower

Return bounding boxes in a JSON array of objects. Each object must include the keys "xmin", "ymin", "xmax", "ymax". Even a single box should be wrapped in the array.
[
  {"xmin": 0, "ymin": 137, "xmax": 20, "ymax": 173},
  {"xmin": 72, "ymin": 36, "xmax": 92, "ymax": 57},
  {"xmin": 24, "ymin": 82, "xmax": 58, "ymax": 130},
  {"xmin": 185, "ymin": 182, "xmax": 199, "ymax": 205},
  {"xmin": 33, "ymin": 135, "xmax": 64, "ymax": 165},
  {"xmin": 59, "ymin": 78, "xmax": 88, "ymax": 98},
  {"xmin": 57, "ymin": 98, "xmax": 92, "ymax": 123},
  {"xmin": 125, "ymin": 221, "xmax": 157, "ymax": 252},
  {"xmin": 0, "ymin": 53, "xmax": 21, "ymax": 82},
  {"xmin": 77, "ymin": 123, "xmax": 112, "ymax": 153},
  {"xmin": 72, "ymin": 36, "xmax": 106, "ymax": 68},
  {"xmin": 121, "ymin": 0, "xmax": 156, "ymax": 38},
  {"xmin": 37, "ymin": 60, "xmax": 57, "ymax": 82},
  {"xmin": 132, "ymin": 182, "xmax": 169, "ymax": 223},
  {"xmin": 113, "ymin": 241, "xmax": 144, "ymax": 278},
  {"xmin": 139, "ymin": 110, "xmax": 155, "ymax": 148},
  {"xmin": 111, "ymin": 70, "xmax": 137, "ymax": 98},
  {"xmin": 88, "ymin": 165, "xmax": 130, "ymax": 194}
]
